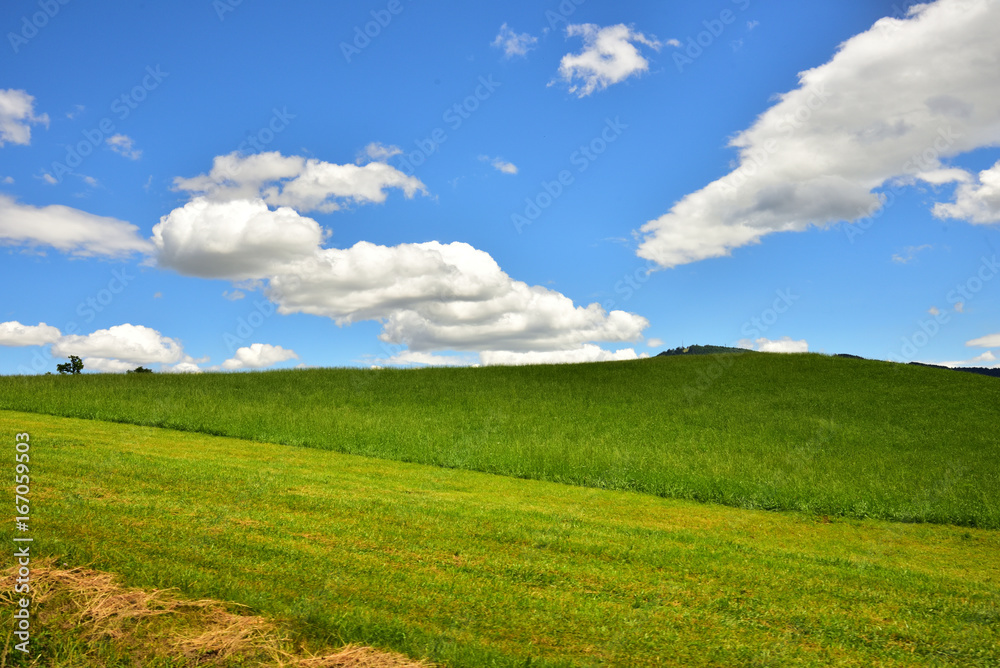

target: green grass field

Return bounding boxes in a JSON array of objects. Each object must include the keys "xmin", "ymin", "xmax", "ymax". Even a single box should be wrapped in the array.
[
  {"xmin": 2, "ymin": 354, "xmax": 998, "ymax": 528},
  {"xmin": 2, "ymin": 410, "xmax": 999, "ymax": 667}
]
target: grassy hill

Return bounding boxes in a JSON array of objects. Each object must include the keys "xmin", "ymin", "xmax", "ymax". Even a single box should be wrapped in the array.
[
  {"xmin": 1, "ymin": 353, "xmax": 998, "ymax": 528},
  {"xmin": 3, "ymin": 410, "xmax": 998, "ymax": 667}
]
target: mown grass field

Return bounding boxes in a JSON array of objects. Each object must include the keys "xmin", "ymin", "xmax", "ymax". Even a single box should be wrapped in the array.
[
  {"xmin": 1, "ymin": 354, "xmax": 998, "ymax": 528},
  {"xmin": 2, "ymin": 410, "xmax": 999, "ymax": 667}
]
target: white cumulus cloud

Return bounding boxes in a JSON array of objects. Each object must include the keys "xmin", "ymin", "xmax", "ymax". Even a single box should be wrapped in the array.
[
  {"xmin": 266, "ymin": 241, "xmax": 648, "ymax": 354},
  {"xmin": 0, "ymin": 321, "xmax": 62, "ymax": 346},
  {"xmin": 934, "ymin": 160, "xmax": 1000, "ymax": 224},
  {"xmin": 52, "ymin": 324, "xmax": 189, "ymax": 370},
  {"xmin": 738, "ymin": 336, "xmax": 808, "ymax": 353},
  {"xmin": 924, "ymin": 350, "xmax": 997, "ymax": 368},
  {"xmin": 219, "ymin": 343, "xmax": 297, "ymax": 370},
  {"xmin": 555, "ymin": 24, "xmax": 662, "ymax": 97},
  {"xmin": 163, "ymin": 361, "xmax": 203, "ymax": 374},
  {"xmin": 156, "ymin": 154, "xmax": 650, "ymax": 364},
  {"xmin": 173, "ymin": 151, "xmax": 426, "ymax": 213},
  {"xmin": 377, "ymin": 350, "xmax": 478, "ymax": 367},
  {"xmin": 152, "ymin": 197, "xmax": 326, "ymax": 280},
  {"xmin": 492, "ymin": 23, "xmax": 538, "ymax": 58},
  {"xmin": 0, "ymin": 89, "xmax": 49, "ymax": 147},
  {"xmin": 637, "ymin": 0, "xmax": 1000, "ymax": 269},
  {"xmin": 481, "ymin": 345, "xmax": 642, "ymax": 366},
  {"xmin": 0, "ymin": 194, "xmax": 153, "ymax": 257}
]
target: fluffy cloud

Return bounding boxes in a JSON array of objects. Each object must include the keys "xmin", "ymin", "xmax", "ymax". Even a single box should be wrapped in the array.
[
  {"xmin": 106, "ymin": 134, "xmax": 141, "ymax": 160},
  {"xmin": 967, "ymin": 333, "xmax": 1000, "ymax": 348},
  {"xmin": 156, "ymin": 154, "xmax": 649, "ymax": 364},
  {"xmin": 219, "ymin": 343, "xmax": 297, "ymax": 370},
  {"xmin": 163, "ymin": 362, "xmax": 203, "ymax": 374},
  {"xmin": 934, "ymin": 160, "xmax": 1000, "ymax": 224},
  {"xmin": 0, "ymin": 321, "xmax": 61, "ymax": 346},
  {"xmin": 266, "ymin": 241, "xmax": 648, "ymax": 353},
  {"xmin": 480, "ymin": 345, "xmax": 642, "ymax": 366},
  {"xmin": 52, "ymin": 324, "xmax": 188, "ymax": 370},
  {"xmin": 555, "ymin": 24, "xmax": 662, "ymax": 97},
  {"xmin": 0, "ymin": 321, "xmax": 201, "ymax": 372},
  {"xmin": 155, "ymin": 211, "xmax": 648, "ymax": 358},
  {"xmin": 152, "ymin": 198, "xmax": 326, "ymax": 280},
  {"xmin": 0, "ymin": 89, "xmax": 49, "ymax": 147},
  {"xmin": 637, "ymin": 0, "xmax": 1000, "ymax": 269},
  {"xmin": 492, "ymin": 23, "xmax": 538, "ymax": 58},
  {"xmin": 376, "ymin": 350, "xmax": 477, "ymax": 367},
  {"xmin": 738, "ymin": 336, "xmax": 808, "ymax": 353},
  {"xmin": 173, "ymin": 151, "xmax": 426, "ymax": 213},
  {"xmin": 0, "ymin": 195, "xmax": 153, "ymax": 257},
  {"xmin": 357, "ymin": 142, "xmax": 402, "ymax": 163},
  {"xmin": 925, "ymin": 350, "xmax": 997, "ymax": 368},
  {"xmin": 82, "ymin": 357, "xmax": 140, "ymax": 373},
  {"xmin": 480, "ymin": 155, "xmax": 518, "ymax": 174}
]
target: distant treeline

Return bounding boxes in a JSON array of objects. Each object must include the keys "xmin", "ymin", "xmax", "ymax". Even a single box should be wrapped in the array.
[
  {"xmin": 656, "ymin": 346, "xmax": 998, "ymax": 378},
  {"xmin": 909, "ymin": 361, "xmax": 1000, "ymax": 378}
]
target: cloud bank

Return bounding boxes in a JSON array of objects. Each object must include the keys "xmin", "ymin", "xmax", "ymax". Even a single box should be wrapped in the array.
[
  {"xmin": 173, "ymin": 151, "xmax": 426, "ymax": 213},
  {"xmin": 220, "ymin": 343, "xmax": 298, "ymax": 370},
  {"xmin": 0, "ymin": 194, "xmax": 153, "ymax": 257},
  {"xmin": 637, "ymin": 0, "xmax": 1000, "ymax": 269},
  {"xmin": 154, "ymin": 153, "xmax": 650, "ymax": 365}
]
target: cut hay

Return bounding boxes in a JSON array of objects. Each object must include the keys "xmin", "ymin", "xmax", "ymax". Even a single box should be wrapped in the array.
[{"xmin": 0, "ymin": 559, "xmax": 433, "ymax": 667}]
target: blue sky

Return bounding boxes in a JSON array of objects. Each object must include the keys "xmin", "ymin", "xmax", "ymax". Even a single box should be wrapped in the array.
[{"xmin": 1, "ymin": 0, "xmax": 998, "ymax": 373}]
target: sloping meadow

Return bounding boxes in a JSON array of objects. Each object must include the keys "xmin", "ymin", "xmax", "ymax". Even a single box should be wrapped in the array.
[
  {"xmin": 2, "ymin": 410, "xmax": 998, "ymax": 666},
  {"xmin": 1, "ymin": 353, "xmax": 998, "ymax": 527}
]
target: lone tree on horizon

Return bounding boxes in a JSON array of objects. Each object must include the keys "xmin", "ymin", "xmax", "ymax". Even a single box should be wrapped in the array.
[{"xmin": 56, "ymin": 355, "xmax": 84, "ymax": 375}]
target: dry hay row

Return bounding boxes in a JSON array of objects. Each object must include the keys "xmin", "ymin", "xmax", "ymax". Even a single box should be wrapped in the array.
[{"xmin": 0, "ymin": 558, "xmax": 431, "ymax": 667}]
